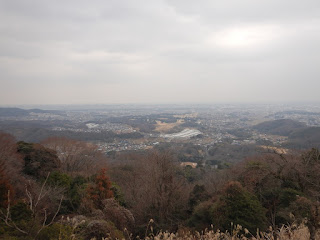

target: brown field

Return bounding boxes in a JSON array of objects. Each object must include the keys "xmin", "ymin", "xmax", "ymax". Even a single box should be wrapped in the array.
[
  {"xmin": 154, "ymin": 119, "xmax": 184, "ymax": 133},
  {"xmin": 260, "ymin": 145, "xmax": 289, "ymax": 154}
]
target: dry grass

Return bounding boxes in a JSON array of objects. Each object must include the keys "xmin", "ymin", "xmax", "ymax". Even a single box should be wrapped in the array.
[
  {"xmin": 81, "ymin": 217, "xmax": 319, "ymax": 240},
  {"xmin": 96, "ymin": 222, "xmax": 318, "ymax": 240},
  {"xmin": 142, "ymin": 224, "xmax": 312, "ymax": 240}
]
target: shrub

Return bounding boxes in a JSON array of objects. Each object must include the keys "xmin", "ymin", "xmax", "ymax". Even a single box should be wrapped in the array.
[
  {"xmin": 81, "ymin": 220, "xmax": 124, "ymax": 240},
  {"xmin": 17, "ymin": 142, "xmax": 61, "ymax": 178},
  {"xmin": 37, "ymin": 223, "xmax": 74, "ymax": 240},
  {"xmin": 211, "ymin": 181, "xmax": 267, "ymax": 233},
  {"xmin": 87, "ymin": 168, "xmax": 113, "ymax": 209}
]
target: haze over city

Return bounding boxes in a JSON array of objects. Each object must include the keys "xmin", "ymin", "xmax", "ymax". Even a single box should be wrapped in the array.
[{"xmin": 1, "ymin": 0, "xmax": 320, "ymax": 105}]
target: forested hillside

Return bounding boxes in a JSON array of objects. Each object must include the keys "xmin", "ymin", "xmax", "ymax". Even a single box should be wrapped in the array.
[
  {"xmin": 2, "ymin": 131, "xmax": 320, "ymax": 239},
  {"xmin": 253, "ymin": 119, "xmax": 306, "ymax": 136}
]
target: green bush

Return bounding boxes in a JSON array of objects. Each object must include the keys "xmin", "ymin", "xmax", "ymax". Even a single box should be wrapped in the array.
[
  {"xmin": 187, "ymin": 201, "xmax": 212, "ymax": 230},
  {"xmin": 111, "ymin": 183, "xmax": 127, "ymax": 207},
  {"xmin": 37, "ymin": 223, "xmax": 74, "ymax": 240},
  {"xmin": 211, "ymin": 181, "xmax": 267, "ymax": 233},
  {"xmin": 46, "ymin": 173, "xmax": 88, "ymax": 214},
  {"xmin": 47, "ymin": 172, "xmax": 72, "ymax": 188}
]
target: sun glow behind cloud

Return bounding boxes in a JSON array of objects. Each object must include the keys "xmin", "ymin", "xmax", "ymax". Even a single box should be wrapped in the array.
[{"xmin": 209, "ymin": 25, "xmax": 280, "ymax": 49}]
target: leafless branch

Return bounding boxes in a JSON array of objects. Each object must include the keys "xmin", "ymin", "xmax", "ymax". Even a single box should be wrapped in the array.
[
  {"xmin": 47, "ymin": 195, "xmax": 63, "ymax": 227},
  {"xmin": 25, "ymin": 183, "xmax": 33, "ymax": 212},
  {"xmin": 35, "ymin": 172, "xmax": 50, "ymax": 209},
  {"xmin": 1, "ymin": 173, "xmax": 64, "ymax": 238},
  {"xmin": 0, "ymin": 190, "xmax": 28, "ymax": 234},
  {"xmin": 36, "ymin": 195, "xmax": 63, "ymax": 236}
]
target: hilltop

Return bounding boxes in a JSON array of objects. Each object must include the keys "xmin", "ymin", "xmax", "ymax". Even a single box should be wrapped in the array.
[{"xmin": 253, "ymin": 119, "xmax": 306, "ymax": 136}]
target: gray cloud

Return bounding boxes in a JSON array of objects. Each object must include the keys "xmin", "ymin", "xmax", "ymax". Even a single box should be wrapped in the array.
[{"xmin": 0, "ymin": 0, "xmax": 320, "ymax": 104}]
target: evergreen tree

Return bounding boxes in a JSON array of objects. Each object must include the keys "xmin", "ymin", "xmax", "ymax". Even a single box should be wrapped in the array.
[{"xmin": 211, "ymin": 181, "xmax": 267, "ymax": 233}]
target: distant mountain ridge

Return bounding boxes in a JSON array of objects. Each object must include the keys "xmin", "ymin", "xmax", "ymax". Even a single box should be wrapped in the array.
[
  {"xmin": 253, "ymin": 119, "xmax": 320, "ymax": 149},
  {"xmin": 273, "ymin": 110, "xmax": 320, "ymax": 117},
  {"xmin": 286, "ymin": 127, "xmax": 320, "ymax": 149},
  {"xmin": 253, "ymin": 119, "xmax": 306, "ymax": 136},
  {"xmin": 0, "ymin": 107, "xmax": 63, "ymax": 117},
  {"xmin": 0, "ymin": 108, "xmax": 29, "ymax": 117}
]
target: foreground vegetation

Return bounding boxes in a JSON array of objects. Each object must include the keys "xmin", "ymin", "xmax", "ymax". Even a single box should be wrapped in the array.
[{"xmin": 1, "ymin": 131, "xmax": 320, "ymax": 239}]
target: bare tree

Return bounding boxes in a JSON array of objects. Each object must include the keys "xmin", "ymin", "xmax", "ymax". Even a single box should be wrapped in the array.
[
  {"xmin": 41, "ymin": 137, "xmax": 108, "ymax": 177},
  {"xmin": 0, "ymin": 131, "xmax": 25, "ymax": 199},
  {"xmin": 0, "ymin": 172, "xmax": 63, "ymax": 238},
  {"xmin": 111, "ymin": 151, "xmax": 190, "ymax": 230}
]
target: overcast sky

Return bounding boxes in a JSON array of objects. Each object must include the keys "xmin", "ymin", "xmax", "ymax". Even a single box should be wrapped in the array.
[{"xmin": 1, "ymin": 0, "xmax": 320, "ymax": 105}]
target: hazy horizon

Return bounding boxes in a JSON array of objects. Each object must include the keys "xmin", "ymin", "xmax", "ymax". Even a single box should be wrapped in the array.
[
  {"xmin": 1, "ymin": 0, "xmax": 320, "ymax": 105},
  {"xmin": 2, "ymin": 101, "xmax": 320, "ymax": 111}
]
